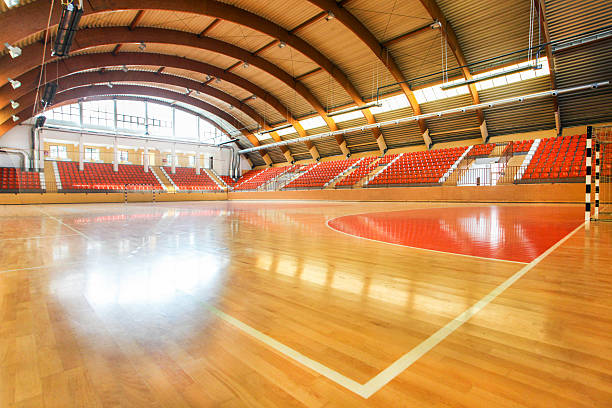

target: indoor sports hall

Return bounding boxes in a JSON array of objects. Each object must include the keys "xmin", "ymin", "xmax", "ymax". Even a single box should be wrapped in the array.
[{"xmin": 0, "ymin": 1, "xmax": 610, "ymax": 407}]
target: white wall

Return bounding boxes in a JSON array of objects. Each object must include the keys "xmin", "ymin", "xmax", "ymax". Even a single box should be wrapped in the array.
[{"xmin": 0, "ymin": 124, "xmax": 252, "ymax": 175}]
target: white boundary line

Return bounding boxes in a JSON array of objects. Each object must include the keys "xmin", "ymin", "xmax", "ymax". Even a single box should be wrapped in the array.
[
  {"xmin": 201, "ymin": 221, "xmax": 585, "ymax": 399},
  {"xmin": 325, "ymin": 216, "xmax": 527, "ymax": 265},
  {"xmin": 0, "ymin": 234, "xmax": 79, "ymax": 242},
  {"xmin": 36, "ymin": 207, "xmax": 95, "ymax": 241}
]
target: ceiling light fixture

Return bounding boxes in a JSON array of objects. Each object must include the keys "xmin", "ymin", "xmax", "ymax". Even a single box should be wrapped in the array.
[
  {"xmin": 440, "ymin": 64, "xmax": 540, "ymax": 90},
  {"xmin": 278, "ymin": 41, "xmax": 286, "ymax": 48},
  {"xmin": 4, "ymin": 42, "xmax": 21, "ymax": 58},
  {"xmin": 7, "ymin": 77, "xmax": 21, "ymax": 89},
  {"xmin": 325, "ymin": 11, "xmax": 334, "ymax": 21},
  {"xmin": 10, "ymin": 99, "xmax": 19, "ymax": 109},
  {"xmin": 215, "ymin": 78, "xmax": 221, "ymax": 83},
  {"xmin": 258, "ymin": 123, "xmax": 293, "ymax": 135},
  {"xmin": 40, "ymin": 82, "xmax": 58, "ymax": 109},
  {"xmin": 51, "ymin": 0, "xmax": 83, "ymax": 57},
  {"xmin": 205, "ymin": 75, "xmax": 212, "ymax": 81},
  {"xmin": 106, "ymin": 82, "xmax": 113, "ymax": 88},
  {"xmin": 121, "ymin": 65, "xmax": 128, "ymax": 72},
  {"xmin": 138, "ymin": 42, "xmax": 146, "ymax": 51},
  {"xmin": 430, "ymin": 21, "xmax": 442, "ymax": 29},
  {"xmin": 11, "ymin": 115, "xmax": 19, "ymax": 122},
  {"xmin": 243, "ymin": 61, "xmax": 249, "ymax": 68},
  {"xmin": 327, "ymin": 101, "xmax": 381, "ymax": 117}
]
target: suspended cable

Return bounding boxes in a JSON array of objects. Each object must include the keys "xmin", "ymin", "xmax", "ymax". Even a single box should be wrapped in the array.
[{"xmin": 32, "ymin": 0, "xmax": 55, "ymax": 118}]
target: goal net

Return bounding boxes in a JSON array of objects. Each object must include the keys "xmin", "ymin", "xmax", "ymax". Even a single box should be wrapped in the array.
[{"xmin": 594, "ymin": 126, "xmax": 612, "ymax": 221}]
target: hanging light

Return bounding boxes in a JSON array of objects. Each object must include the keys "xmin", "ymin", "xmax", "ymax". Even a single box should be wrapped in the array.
[
  {"xmin": 258, "ymin": 123, "xmax": 293, "ymax": 135},
  {"xmin": 11, "ymin": 114, "xmax": 19, "ymax": 122},
  {"xmin": 51, "ymin": 0, "xmax": 83, "ymax": 57},
  {"xmin": 4, "ymin": 42, "xmax": 21, "ymax": 58},
  {"xmin": 40, "ymin": 82, "xmax": 58, "ymax": 109},
  {"xmin": 10, "ymin": 99, "xmax": 19, "ymax": 109},
  {"xmin": 327, "ymin": 101, "xmax": 381, "ymax": 117},
  {"xmin": 7, "ymin": 77, "xmax": 21, "ymax": 89}
]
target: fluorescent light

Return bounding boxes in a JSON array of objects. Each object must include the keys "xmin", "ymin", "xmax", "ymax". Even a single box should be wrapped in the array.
[
  {"xmin": 7, "ymin": 77, "xmax": 21, "ymax": 89},
  {"xmin": 259, "ymin": 123, "xmax": 292, "ymax": 135},
  {"xmin": 327, "ymin": 101, "xmax": 381, "ymax": 117},
  {"xmin": 10, "ymin": 100, "xmax": 19, "ymax": 109},
  {"xmin": 441, "ymin": 64, "xmax": 540, "ymax": 90},
  {"xmin": 4, "ymin": 42, "xmax": 21, "ymax": 58}
]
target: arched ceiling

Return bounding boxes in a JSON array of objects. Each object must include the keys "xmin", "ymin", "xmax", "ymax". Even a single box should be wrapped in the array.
[{"xmin": 0, "ymin": 0, "xmax": 610, "ymax": 165}]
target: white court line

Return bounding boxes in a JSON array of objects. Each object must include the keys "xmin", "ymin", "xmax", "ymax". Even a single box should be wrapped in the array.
[
  {"xmin": 325, "ymin": 218, "xmax": 527, "ymax": 265},
  {"xmin": 36, "ymin": 207, "xmax": 95, "ymax": 241},
  {"xmin": 203, "ymin": 221, "xmax": 585, "ymax": 399}
]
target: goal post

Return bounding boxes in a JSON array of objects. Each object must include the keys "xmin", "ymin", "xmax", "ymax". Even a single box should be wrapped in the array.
[{"xmin": 590, "ymin": 125, "xmax": 612, "ymax": 221}]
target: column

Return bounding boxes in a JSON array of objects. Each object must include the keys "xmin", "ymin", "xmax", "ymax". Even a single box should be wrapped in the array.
[
  {"xmin": 195, "ymin": 148, "xmax": 201, "ymax": 175},
  {"xmin": 38, "ymin": 130, "xmax": 44, "ymax": 171},
  {"xmin": 78, "ymin": 134, "xmax": 84, "ymax": 171},
  {"xmin": 113, "ymin": 137, "xmax": 119, "ymax": 172},
  {"xmin": 171, "ymin": 143, "xmax": 176, "ymax": 174},
  {"xmin": 143, "ymin": 142, "xmax": 149, "ymax": 173}
]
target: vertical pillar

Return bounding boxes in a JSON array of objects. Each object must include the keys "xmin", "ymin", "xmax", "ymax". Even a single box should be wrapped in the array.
[
  {"xmin": 143, "ymin": 143, "xmax": 149, "ymax": 173},
  {"xmin": 595, "ymin": 140, "xmax": 600, "ymax": 220},
  {"xmin": 195, "ymin": 148, "xmax": 201, "ymax": 175},
  {"xmin": 585, "ymin": 126, "xmax": 592, "ymax": 223},
  {"xmin": 113, "ymin": 137, "xmax": 119, "ymax": 172},
  {"xmin": 79, "ymin": 134, "xmax": 84, "ymax": 171},
  {"xmin": 38, "ymin": 129, "xmax": 44, "ymax": 171},
  {"xmin": 171, "ymin": 143, "xmax": 176, "ymax": 174}
]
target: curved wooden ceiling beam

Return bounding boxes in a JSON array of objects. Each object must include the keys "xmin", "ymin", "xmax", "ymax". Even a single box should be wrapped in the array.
[
  {"xmin": 0, "ymin": 69, "xmax": 294, "ymax": 163},
  {"xmin": 0, "ymin": 52, "xmax": 311, "ymax": 161},
  {"xmin": 305, "ymin": 0, "xmax": 428, "ymax": 148},
  {"xmin": 0, "ymin": 1, "xmax": 365, "ymax": 155},
  {"xmin": 2, "ymin": 84, "xmax": 274, "ymax": 165},
  {"xmin": 0, "ymin": 29, "xmax": 323, "ymax": 160},
  {"xmin": 418, "ymin": 0, "xmax": 489, "ymax": 142}
]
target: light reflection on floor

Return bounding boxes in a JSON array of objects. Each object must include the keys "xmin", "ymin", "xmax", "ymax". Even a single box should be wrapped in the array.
[{"xmin": 327, "ymin": 206, "xmax": 584, "ymax": 263}]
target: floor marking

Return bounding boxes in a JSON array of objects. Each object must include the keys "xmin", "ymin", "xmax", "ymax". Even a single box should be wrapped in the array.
[
  {"xmin": 325, "ymin": 218, "xmax": 528, "ymax": 264},
  {"xmin": 204, "ymin": 221, "xmax": 585, "ymax": 399},
  {"xmin": 36, "ymin": 207, "xmax": 95, "ymax": 241},
  {"xmin": 0, "ymin": 261, "xmax": 83, "ymax": 275}
]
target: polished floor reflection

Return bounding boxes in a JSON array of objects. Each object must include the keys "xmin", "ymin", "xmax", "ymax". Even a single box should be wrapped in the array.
[
  {"xmin": 328, "ymin": 206, "xmax": 584, "ymax": 263},
  {"xmin": 0, "ymin": 201, "xmax": 610, "ymax": 407}
]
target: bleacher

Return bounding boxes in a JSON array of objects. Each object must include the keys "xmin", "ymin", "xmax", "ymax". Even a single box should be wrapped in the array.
[
  {"xmin": 505, "ymin": 139, "xmax": 534, "ymax": 154},
  {"xmin": 369, "ymin": 147, "xmax": 466, "ymax": 186},
  {"xmin": 521, "ymin": 134, "xmax": 586, "ymax": 181},
  {"xmin": 0, "ymin": 167, "xmax": 43, "ymax": 192},
  {"xmin": 57, "ymin": 162, "xmax": 162, "ymax": 191},
  {"xmin": 335, "ymin": 156, "xmax": 379, "ymax": 188},
  {"xmin": 163, "ymin": 167, "xmax": 221, "ymax": 191},
  {"xmin": 467, "ymin": 143, "xmax": 495, "ymax": 157},
  {"xmin": 233, "ymin": 166, "xmax": 296, "ymax": 191},
  {"xmin": 283, "ymin": 159, "xmax": 358, "ymax": 189},
  {"xmin": 220, "ymin": 175, "xmax": 238, "ymax": 187}
]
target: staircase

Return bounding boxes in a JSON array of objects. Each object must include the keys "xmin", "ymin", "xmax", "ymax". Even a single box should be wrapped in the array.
[
  {"xmin": 43, "ymin": 161, "xmax": 57, "ymax": 192},
  {"xmin": 151, "ymin": 166, "xmax": 172, "ymax": 192},
  {"xmin": 514, "ymin": 139, "xmax": 541, "ymax": 181},
  {"xmin": 441, "ymin": 146, "xmax": 473, "ymax": 184},
  {"xmin": 51, "ymin": 161, "xmax": 62, "ymax": 190},
  {"xmin": 364, "ymin": 154, "xmax": 404, "ymax": 186},
  {"xmin": 205, "ymin": 169, "xmax": 228, "ymax": 190}
]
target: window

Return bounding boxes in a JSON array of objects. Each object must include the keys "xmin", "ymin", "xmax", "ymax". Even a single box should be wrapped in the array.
[
  {"xmin": 166, "ymin": 154, "xmax": 176, "ymax": 166},
  {"xmin": 175, "ymin": 109, "xmax": 198, "ymax": 140},
  {"xmin": 147, "ymin": 102, "xmax": 173, "ymax": 137},
  {"xmin": 49, "ymin": 145, "xmax": 67, "ymax": 159},
  {"xmin": 49, "ymin": 104, "xmax": 80, "ymax": 124},
  {"xmin": 85, "ymin": 148, "xmax": 100, "ymax": 161},
  {"xmin": 188, "ymin": 156, "xmax": 195, "ymax": 167},
  {"xmin": 116, "ymin": 100, "xmax": 146, "ymax": 132},
  {"xmin": 82, "ymin": 100, "xmax": 114, "ymax": 129},
  {"xmin": 119, "ymin": 151, "xmax": 129, "ymax": 162}
]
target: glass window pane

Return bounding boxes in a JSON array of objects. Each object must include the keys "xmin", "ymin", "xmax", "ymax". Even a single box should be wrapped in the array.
[{"xmin": 175, "ymin": 109, "xmax": 198, "ymax": 140}]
